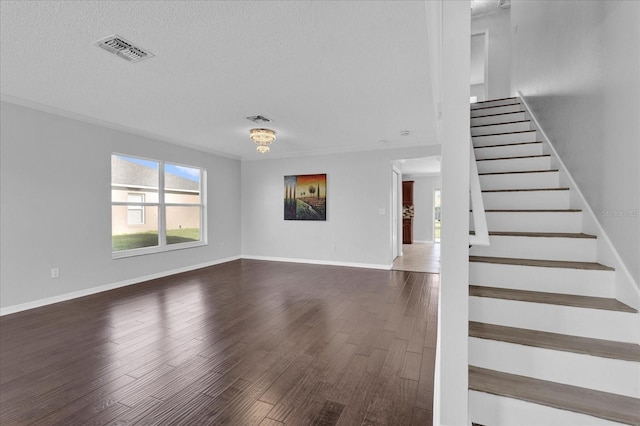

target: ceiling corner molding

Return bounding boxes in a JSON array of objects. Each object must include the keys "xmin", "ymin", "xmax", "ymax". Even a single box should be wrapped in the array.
[{"xmin": 0, "ymin": 94, "xmax": 241, "ymax": 161}]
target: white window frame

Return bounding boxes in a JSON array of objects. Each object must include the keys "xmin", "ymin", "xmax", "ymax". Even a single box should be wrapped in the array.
[{"xmin": 112, "ymin": 154, "xmax": 207, "ymax": 258}]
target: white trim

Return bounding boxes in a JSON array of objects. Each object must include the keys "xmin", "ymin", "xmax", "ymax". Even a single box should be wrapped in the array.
[
  {"xmin": 0, "ymin": 256, "xmax": 241, "ymax": 316},
  {"xmin": 469, "ymin": 136, "xmax": 490, "ymax": 247},
  {"xmin": 412, "ymin": 240, "xmax": 433, "ymax": 244},
  {"xmin": 433, "ymin": 187, "xmax": 442, "ymax": 244},
  {"xmin": 402, "ymin": 172, "xmax": 442, "ymax": 178},
  {"xmin": 1, "ymin": 95, "xmax": 240, "ymax": 160},
  {"xmin": 241, "ymin": 255, "xmax": 392, "ymax": 271},
  {"xmin": 518, "ymin": 91, "xmax": 640, "ymax": 309},
  {"xmin": 112, "ymin": 183, "xmax": 159, "ymax": 192},
  {"xmin": 112, "ymin": 239, "xmax": 207, "ymax": 259},
  {"xmin": 1, "ymin": 95, "xmax": 442, "ymax": 162},
  {"xmin": 392, "ymin": 166, "xmax": 401, "ymax": 261},
  {"xmin": 159, "ymin": 161, "xmax": 167, "ymax": 251},
  {"xmin": 112, "ymin": 154, "xmax": 206, "ymax": 258},
  {"xmin": 0, "ymin": 254, "xmax": 397, "ymax": 316},
  {"xmin": 470, "ymin": 29, "xmax": 489, "ymax": 101}
]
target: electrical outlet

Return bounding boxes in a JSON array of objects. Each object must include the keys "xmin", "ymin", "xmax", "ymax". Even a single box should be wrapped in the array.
[{"xmin": 51, "ymin": 267, "xmax": 60, "ymax": 279}]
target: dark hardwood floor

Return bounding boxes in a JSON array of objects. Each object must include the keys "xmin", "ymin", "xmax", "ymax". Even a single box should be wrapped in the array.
[{"xmin": 0, "ymin": 259, "xmax": 438, "ymax": 425}]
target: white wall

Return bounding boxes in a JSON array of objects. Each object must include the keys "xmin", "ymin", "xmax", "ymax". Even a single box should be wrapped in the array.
[
  {"xmin": 0, "ymin": 101, "xmax": 242, "ymax": 311},
  {"xmin": 241, "ymin": 146, "xmax": 439, "ymax": 268},
  {"xmin": 435, "ymin": 1, "xmax": 471, "ymax": 424},
  {"xmin": 472, "ymin": 8, "xmax": 511, "ymax": 100},
  {"xmin": 511, "ymin": 0, "xmax": 640, "ymax": 286},
  {"xmin": 405, "ymin": 175, "xmax": 442, "ymax": 242},
  {"xmin": 470, "ymin": 84, "xmax": 485, "ymax": 102}
]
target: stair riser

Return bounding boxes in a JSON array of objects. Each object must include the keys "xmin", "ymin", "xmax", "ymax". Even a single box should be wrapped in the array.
[
  {"xmin": 482, "ymin": 190, "xmax": 570, "ymax": 210},
  {"xmin": 469, "ymin": 338, "xmax": 640, "ymax": 397},
  {"xmin": 479, "ymin": 171, "xmax": 559, "ymax": 190},
  {"xmin": 471, "ymin": 98, "xmax": 519, "ymax": 109},
  {"xmin": 474, "ymin": 143, "xmax": 544, "ymax": 160},
  {"xmin": 470, "ymin": 236, "xmax": 597, "ymax": 262},
  {"xmin": 470, "ymin": 211, "xmax": 582, "ymax": 233},
  {"xmin": 471, "ymin": 104, "xmax": 523, "ymax": 117},
  {"xmin": 469, "ymin": 391, "xmax": 624, "ymax": 426},
  {"xmin": 469, "ymin": 297, "xmax": 638, "ymax": 343},
  {"xmin": 471, "ymin": 121, "xmax": 531, "ymax": 136},
  {"xmin": 471, "ymin": 112, "xmax": 526, "ymax": 126},
  {"xmin": 469, "ymin": 263, "xmax": 614, "ymax": 297},
  {"xmin": 473, "ymin": 131, "xmax": 537, "ymax": 145},
  {"xmin": 477, "ymin": 156, "xmax": 550, "ymax": 174}
]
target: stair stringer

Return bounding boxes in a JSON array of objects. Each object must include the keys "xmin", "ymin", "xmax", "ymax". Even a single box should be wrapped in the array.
[{"xmin": 518, "ymin": 91, "xmax": 640, "ymax": 312}]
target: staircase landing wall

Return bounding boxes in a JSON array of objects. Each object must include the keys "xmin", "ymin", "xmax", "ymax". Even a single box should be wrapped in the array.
[{"xmin": 511, "ymin": 0, "xmax": 640, "ymax": 288}]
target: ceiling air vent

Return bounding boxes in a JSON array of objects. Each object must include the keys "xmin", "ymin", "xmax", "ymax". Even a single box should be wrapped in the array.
[
  {"xmin": 246, "ymin": 115, "xmax": 272, "ymax": 124},
  {"xmin": 94, "ymin": 35, "xmax": 154, "ymax": 63}
]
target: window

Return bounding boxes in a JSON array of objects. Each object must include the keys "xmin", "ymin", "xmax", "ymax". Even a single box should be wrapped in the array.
[
  {"xmin": 127, "ymin": 193, "xmax": 145, "ymax": 225},
  {"xmin": 111, "ymin": 154, "xmax": 206, "ymax": 256}
]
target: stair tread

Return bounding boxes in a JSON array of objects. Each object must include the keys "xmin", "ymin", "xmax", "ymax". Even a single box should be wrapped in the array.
[
  {"xmin": 469, "ymin": 366, "xmax": 640, "ymax": 425},
  {"xmin": 469, "ymin": 321, "xmax": 640, "ymax": 361},
  {"xmin": 469, "ymin": 285, "xmax": 636, "ymax": 313},
  {"xmin": 479, "ymin": 169, "xmax": 557, "ymax": 175},
  {"xmin": 471, "ymin": 111, "xmax": 526, "ymax": 120},
  {"xmin": 482, "ymin": 209, "xmax": 581, "ymax": 212},
  {"xmin": 482, "ymin": 187, "xmax": 569, "ymax": 193},
  {"xmin": 471, "ymin": 120, "xmax": 530, "ymax": 128},
  {"xmin": 471, "ymin": 96, "xmax": 518, "ymax": 105},
  {"xmin": 476, "ymin": 154, "xmax": 550, "ymax": 161},
  {"xmin": 469, "ymin": 256, "xmax": 614, "ymax": 271},
  {"xmin": 473, "ymin": 130, "xmax": 536, "ymax": 137},
  {"xmin": 471, "ymin": 231, "xmax": 597, "ymax": 239},
  {"xmin": 474, "ymin": 141, "xmax": 543, "ymax": 149},
  {"xmin": 471, "ymin": 103, "xmax": 521, "ymax": 112}
]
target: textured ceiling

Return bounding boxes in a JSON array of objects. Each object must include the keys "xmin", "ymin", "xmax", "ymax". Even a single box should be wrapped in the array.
[
  {"xmin": 471, "ymin": 0, "xmax": 511, "ymax": 17},
  {"xmin": 0, "ymin": 1, "xmax": 437, "ymax": 159}
]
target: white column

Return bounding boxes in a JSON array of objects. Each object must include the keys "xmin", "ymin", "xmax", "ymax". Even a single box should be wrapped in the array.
[{"xmin": 434, "ymin": 0, "xmax": 471, "ymax": 425}]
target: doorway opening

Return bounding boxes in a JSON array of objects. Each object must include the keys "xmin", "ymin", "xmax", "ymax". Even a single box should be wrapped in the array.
[
  {"xmin": 434, "ymin": 188, "xmax": 441, "ymax": 243},
  {"xmin": 470, "ymin": 32, "xmax": 488, "ymax": 102}
]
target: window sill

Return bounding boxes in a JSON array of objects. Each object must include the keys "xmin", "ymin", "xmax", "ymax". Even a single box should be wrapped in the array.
[{"xmin": 112, "ymin": 241, "xmax": 208, "ymax": 259}]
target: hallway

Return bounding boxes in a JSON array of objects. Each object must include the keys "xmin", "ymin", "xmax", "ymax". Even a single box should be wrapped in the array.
[{"xmin": 392, "ymin": 243, "xmax": 441, "ymax": 273}]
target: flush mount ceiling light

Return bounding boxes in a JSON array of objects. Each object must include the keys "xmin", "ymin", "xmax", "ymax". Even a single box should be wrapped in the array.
[{"xmin": 250, "ymin": 128, "xmax": 276, "ymax": 153}]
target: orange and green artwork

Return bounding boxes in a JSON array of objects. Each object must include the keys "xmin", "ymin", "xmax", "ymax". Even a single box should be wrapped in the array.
[{"xmin": 284, "ymin": 174, "xmax": 327, "ymax": 221}]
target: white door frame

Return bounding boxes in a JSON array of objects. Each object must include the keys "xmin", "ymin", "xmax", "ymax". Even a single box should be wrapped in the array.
[
  {"xmin": 392, "ymin": 166, "xmax": 402, "ymax": 259},
  {"xmin": 471, "ymin": 30, "xmax": 489, "ymax": 101}
]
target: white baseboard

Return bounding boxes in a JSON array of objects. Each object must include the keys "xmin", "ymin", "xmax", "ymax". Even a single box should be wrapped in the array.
[
  {"xmin": 412, "ymin": 240, "xmax": 434, "ymax": 244},
  {"xmin": 242, "ymin": 255, "xmax": 392, "ymax": 271},
  {"xmin": 0, "ymin": 254, "xmax": 397, "ymax": 316},
  {"xmin": 0, "ymin": 256, "xmax": 241, "ymax": 316}
]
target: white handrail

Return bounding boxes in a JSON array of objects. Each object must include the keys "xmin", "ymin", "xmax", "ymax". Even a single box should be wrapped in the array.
[{"xmin": 469, "ymin": 134, "xmax": 490, "ymax": 246}]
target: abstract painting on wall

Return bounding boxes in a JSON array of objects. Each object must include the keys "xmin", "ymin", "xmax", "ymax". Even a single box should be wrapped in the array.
[{"xmin": 284, "ymin": 174, "xmax": 327, "ymax": 221}]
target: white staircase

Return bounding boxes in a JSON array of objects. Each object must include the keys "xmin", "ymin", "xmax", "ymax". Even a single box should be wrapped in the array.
[{"xmin": 467, "ymin": 97, "xmax": 640, "ymax": 425}]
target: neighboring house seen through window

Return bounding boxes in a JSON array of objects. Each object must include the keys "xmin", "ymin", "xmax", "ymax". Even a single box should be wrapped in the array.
[
  {"xmin": 127, "ymin": 193, "xmax": 145, "ymax": 225},
  {"xmin": 111, "ymin": 154, "xmax": 206, "ymax": 256}
]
